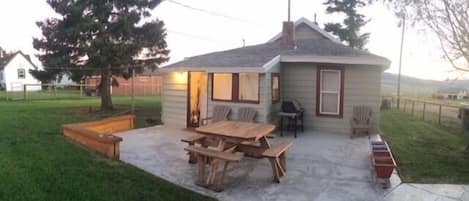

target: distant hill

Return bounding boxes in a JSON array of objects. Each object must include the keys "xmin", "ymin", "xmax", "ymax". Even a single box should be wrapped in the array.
[{"xmin": 381, "ymin": 72, "xmax": 469, "ymax": 96}]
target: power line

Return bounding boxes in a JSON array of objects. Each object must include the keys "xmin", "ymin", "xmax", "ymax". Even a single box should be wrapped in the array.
[
  {"xmin": 164, "ymin": 0, "xmax": 264, "ymax": 26},
  {"xmin": 167, "ymin": 29, "xmax": 227, "ymax": 43}
]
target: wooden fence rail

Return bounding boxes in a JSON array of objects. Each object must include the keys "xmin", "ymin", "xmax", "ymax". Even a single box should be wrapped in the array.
[{"xmin": 382, "ymin": 96, "xmax": 464, "ymax": 129}]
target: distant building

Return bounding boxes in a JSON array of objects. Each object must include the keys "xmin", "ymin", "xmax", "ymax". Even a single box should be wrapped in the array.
[
  {"xmin": 0, "ymin": 51, "xmax": 42, "ymax": 91},
  {"xmin": 433, "ymin": 88, "xmax": 468, "ymax": 100}
]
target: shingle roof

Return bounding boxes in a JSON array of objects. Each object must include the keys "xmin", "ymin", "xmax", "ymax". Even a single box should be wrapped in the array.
[
  {"xmin": 0, "ymin": 51, "xmax": 38, "ymax": 70},
  {"xmin": 164, "ymin": 38, "xmax": 389, "ymax": 68},
  {"xmin": 161, "ymin": 18, "xmax": 390, "ymax": 70},
  {"xmin": 165, "ymin": 40, "xmax": 281, "ymax": 68}
]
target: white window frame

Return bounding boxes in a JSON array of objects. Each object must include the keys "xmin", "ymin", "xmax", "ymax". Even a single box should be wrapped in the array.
[
  {"xmin": 18, "ymin": 68, "xmax": 26, "ymax": 79},
  {"xmin": 318, "ymin": 69, "xmax": 341, "ymax": 115}
]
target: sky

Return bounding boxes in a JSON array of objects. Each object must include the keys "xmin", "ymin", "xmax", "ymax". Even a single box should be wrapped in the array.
[{"xmin": 0, "ymin": 0, "xmax": 466, "ymax": 81}]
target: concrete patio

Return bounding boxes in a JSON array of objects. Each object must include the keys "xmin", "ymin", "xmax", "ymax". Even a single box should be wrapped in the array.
[{"xmin": 115, "ymin": 126, "xmax": 469, "ymax": 201}]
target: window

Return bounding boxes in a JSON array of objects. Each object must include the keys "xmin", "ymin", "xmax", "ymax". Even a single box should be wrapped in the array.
[
  {"xmin": 212, "ymin": 73, "xmax": 233, "ymax": 101},
  {"xmin": 271, "ymin": 73, "xmax": 280, "ymax": 103},
  {"xmin": 212, "ymin": 73, "xmax": 259, "ymax": 103},
  {"xmin": 316, "ymin": 67, "xmax": 344, "ymax": 117},
  {"xmin": 18, "ymin": 69, "xmax": 25, "ymax": 79},
  {"xmin": 238, "ymin": 73, "xmax": 259, "ymax": 102}
]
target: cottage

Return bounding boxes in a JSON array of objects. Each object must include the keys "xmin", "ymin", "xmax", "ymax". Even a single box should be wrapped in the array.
[
  {"xmin": 433, "ymin": 88, "xmax": 468, "ymax": 100},
  {"xmin": 0, "ymin": 51, "xmax": 42, "ymax": 91},
  {"xmin": 157, "ymin": 18, "xmax": 390, "ymax": 134}
]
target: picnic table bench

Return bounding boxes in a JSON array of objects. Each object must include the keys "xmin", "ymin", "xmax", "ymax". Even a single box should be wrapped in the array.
[
  {"xmin": 181, "ymin": 134, "xmax": 206, "ymax": 163},
  {"xmin": 182, "ymin": 121, "xmax": 293, "ymax": 192},
  {"xmin": 184, "ymin": 146, "xmax": 244, "ymax": 191}
]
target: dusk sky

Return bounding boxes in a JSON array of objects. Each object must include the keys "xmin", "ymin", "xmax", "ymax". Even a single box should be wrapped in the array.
[{"xmin": 0, "ymin": 0, "xmax": 465, "ymax": 81}]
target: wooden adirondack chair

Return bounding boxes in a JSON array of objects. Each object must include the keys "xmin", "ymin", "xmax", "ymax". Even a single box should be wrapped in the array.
[
  {"xmin": 237, "ymin": 107, "xmax": 257, "ymax": 122},
  {"xmin": 350, "ymin": 106, "xmax": 372, "ymax": 138},
  {"xmin": 200, "ymin": 105, "xmax": 231, "ymax": 125}
]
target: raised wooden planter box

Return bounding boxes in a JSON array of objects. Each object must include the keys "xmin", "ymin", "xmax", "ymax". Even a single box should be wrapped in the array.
[
  {"xmin": 62, "ymin": 115, "xmax": 135, "ymax": 160},
  {"xmin": 370, "ymin": 140, "xmax": 396, "ymax": 179}
]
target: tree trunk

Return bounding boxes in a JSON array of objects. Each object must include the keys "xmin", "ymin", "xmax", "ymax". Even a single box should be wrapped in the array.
[{"xmin": 100, "ymin": 67, "xmax": 113, "ymax": 111}]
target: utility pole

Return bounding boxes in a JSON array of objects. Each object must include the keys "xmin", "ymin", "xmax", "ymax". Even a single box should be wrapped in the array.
[
  {"xmin": 397, "ymin": 16, "xmax": 405, "ymax": 109},
  {"xmin": 131, "ymin": 67, "xmax": 135, "ymax": 114}
]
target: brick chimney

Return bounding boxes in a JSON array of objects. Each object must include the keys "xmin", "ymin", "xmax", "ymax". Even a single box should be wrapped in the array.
[{"xmin": 282, "ymin": 21, "xmax": 295, "ymax": 49}]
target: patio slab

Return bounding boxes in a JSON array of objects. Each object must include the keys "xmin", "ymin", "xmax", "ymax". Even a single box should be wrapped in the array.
[{"xmin": 115, "ymin": 126, "xmax": 469, "ymax": 201}]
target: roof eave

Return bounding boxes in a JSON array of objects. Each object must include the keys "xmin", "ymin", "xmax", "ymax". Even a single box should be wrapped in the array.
[
  {"xmin": 280, "ymin": 55, "xmax": 391, "ymax": 70},
  {"xmin": 158, "ymin": 66, "xmax": 265, "ymax": 73}
]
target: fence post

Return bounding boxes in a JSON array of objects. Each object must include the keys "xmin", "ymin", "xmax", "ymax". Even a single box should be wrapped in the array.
[
  {"xmin": 151, "ymin": 76, "xmax": 155, "ymax": 95},
  {"xmin": 438, "ymin": 104, "xmax": 442, "ymax": 125},
  {"xmin": 411, "ymin": 101, "xmax": 415, "ymax": 115},
  {"xmin": 131, "ymin": 68, "xmax": 135, "ymax": 114},
  {"xmin": 423, "ymin": 102, "xmax": 426, "ymax": 120},
  {"xmin": 404, "ymin": 99, "xmax": 407, "ymax": 112},
  {"xmin": 53, "ymin": 85, "xmax": 57, "ymax": 99},
  {"xmin": 23, "ymin": 85, "xmax": 27, "ymax": 101},
  {"xmin": 80, "ymin": 82, "xmax": 83, "ymax": 98}
]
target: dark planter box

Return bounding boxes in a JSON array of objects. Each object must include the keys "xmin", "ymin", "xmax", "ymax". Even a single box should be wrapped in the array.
[
  {"xmin": 370, "ymin": 140, "xmax": 397, "ymax": 179},
  {"xmin": 372, "ymin": 146, "xmax": 388, "ymax": 152},
  {"xmin": 371, "ymin": 141, "xmax": 385, "ymax": 146},
  {"xmin": 372, "ymin": 151, "xmax": 391, "ymax": 158},
  {"xmin": 373, "ymin": 157, "xmax": 396, "ymax": 178}
]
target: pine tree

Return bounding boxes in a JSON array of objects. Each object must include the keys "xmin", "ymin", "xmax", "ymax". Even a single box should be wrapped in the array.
[
  {"xmin": 323, "ymin": 0, "xmax": 370, "ymax": 50},
  {"xmin": 33, "ymin": 0, "xmax": 169, "ymax": 110}
]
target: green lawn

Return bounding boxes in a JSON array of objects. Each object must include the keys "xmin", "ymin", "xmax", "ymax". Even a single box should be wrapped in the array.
[
  {"xmin": 380, "ymin": 109, "xmax": 469, "ymax": 183},
  {"xmin": 0, "ymin": 96, "xmax": 215, "ymax": 201}
]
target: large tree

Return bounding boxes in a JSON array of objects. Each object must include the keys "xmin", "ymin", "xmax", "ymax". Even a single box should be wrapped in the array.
[
  {"xmin": 33, "ymin": 0, "xmax": 169, "ymax": 110},
  {"xmin": 323, "ymin": 0, "xmax": 371, "ymax": 50},
  {"xmin": 390, "ymin": 0, "xmax": 468, "ymax": 71}
]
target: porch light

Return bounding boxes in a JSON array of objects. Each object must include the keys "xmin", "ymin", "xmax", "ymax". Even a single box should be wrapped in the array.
[{"xmin": 175, "ymin": 72, "xmax": 187, "ymax": 84}]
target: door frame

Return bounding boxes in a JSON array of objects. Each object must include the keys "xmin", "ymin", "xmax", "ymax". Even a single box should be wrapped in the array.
[{"xmin": 186, "ymin": 71, "xmax": 207, "ymax": 128}]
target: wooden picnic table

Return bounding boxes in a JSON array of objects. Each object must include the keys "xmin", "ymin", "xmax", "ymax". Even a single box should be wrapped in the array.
[
  {"xmin": 191, "ymin": 120, "xmax": 276, "ymax": 191},
  {"xmin": 195, "ymin": 120, "xmax": 275, "ymax": 144}
]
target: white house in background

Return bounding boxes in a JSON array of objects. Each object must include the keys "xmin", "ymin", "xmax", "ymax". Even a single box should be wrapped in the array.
[
  {"xmin": 434, "ymin": 88, "xmax": 468, "ymax": 100},
  {"xmin": 0, "ymin": 51, "xmax": 42, "ymax": 91}
]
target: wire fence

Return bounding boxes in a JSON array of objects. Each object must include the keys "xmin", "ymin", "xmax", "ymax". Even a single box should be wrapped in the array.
[
  {"xmin": 382, "ymin": 96, "xmax": 464, "ymax": 130},
  {"xmin": 0, "ymin": 83, "xmax": 163, "ymax": 128},
  {"xmin": 0, "ymin": 83, "xmax": 162, "ymax": 101}
]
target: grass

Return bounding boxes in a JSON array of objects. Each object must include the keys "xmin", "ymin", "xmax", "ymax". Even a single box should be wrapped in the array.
[
  {"xmin": 380, "ymin": 109, "xmax": 469, "ymax": 183},
  {"xmin": 0, "ymin": 96, "xmax": 215, "ymax": 201}
]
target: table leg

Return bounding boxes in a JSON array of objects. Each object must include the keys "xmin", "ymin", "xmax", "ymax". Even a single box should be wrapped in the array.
[
  {"xmin": 207, "ymin": 160, "xmax": 219, "ymax": 186},
  {"xmin": 197, "ymin": 155, "xmax": 206, "ymax": 185},
  {"xmin": 215, "ymin": 161, "xmax": 230, "ymax": 192},
  {"xmin": 280, "ymin": 152, "xmax": 287, "ymax": 171},
  {"xmin": 269, "ymin": 158, "xmax": 281, "ymax": 183},
  {"xmin": 275, "ymin": 158, "xmax": 285, "ymax": 177},
  {"xmin": 259, "ymin": 136, "xmax": 271, "ymax": 148},
  {"xmin": 206, "ymin": 139, "xmax": 226, "ymax": 186}
]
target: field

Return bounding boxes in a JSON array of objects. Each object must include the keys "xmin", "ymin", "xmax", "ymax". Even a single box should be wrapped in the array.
[
  {"xmin": 0, "ymin": 96, "xmax": 215, "ymax": 201},
  {"xmin": 380, "ymin": 109, "xmax": 469, "ymax": 183}
]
